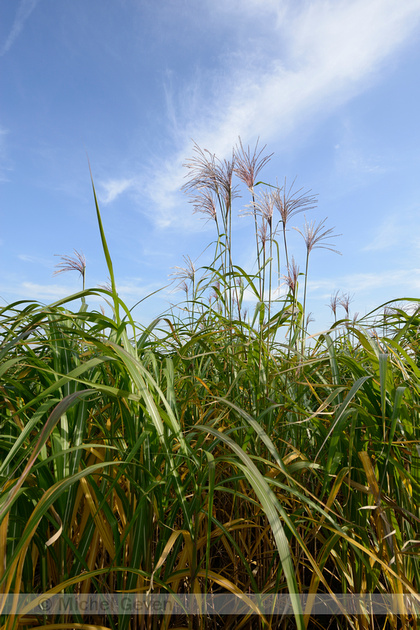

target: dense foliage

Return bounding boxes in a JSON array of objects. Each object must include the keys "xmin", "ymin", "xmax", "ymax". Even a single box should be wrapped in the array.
[{"xmin": 1, "ymin": 143, "xmax": 419, "ymax": 629}]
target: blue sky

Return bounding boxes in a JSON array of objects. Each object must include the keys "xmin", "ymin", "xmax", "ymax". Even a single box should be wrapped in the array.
[{"xmin": 1, "ymin": 0, "xmax": 420, "ymax": 332}]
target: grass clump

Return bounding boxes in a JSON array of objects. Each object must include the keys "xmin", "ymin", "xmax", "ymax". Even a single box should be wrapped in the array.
[{"xmin": 0, "ymin": 141, "xmax": 419, "ymax": 630}]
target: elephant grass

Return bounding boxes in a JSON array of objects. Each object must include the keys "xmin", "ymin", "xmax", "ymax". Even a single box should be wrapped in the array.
[{"xmin": 0, "ymin": 159, "xmax": 419, "ymax": 630}]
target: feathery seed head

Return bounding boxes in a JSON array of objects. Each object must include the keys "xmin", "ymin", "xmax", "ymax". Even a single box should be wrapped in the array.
[
  {"xmin": 181, "ymin": 143, "xmax": 239, "ymax": 221},
  {"xmin": 191, "ymin": 188, "xmax": 218, "ymax": 222},
  {"xmin": 329, "ymin": 290, "xmax": 341, "ymax": 317},
  {"xmin": 54, "ymin": 250, "xmax": 86, "ymax": 280},
  {"xmin": 234, "ymin": 137, "xmax": 273, "ymax": 189},
  {"xmin": 306, "ymin": 312, "xmax": 315, "ymax": 328},
  {"xmin": 273, "ymin": 179, "xmax": 318, "ymax": 228},
  {"xmin": 170, "ymin": 255, "xmax": 196, "ymax": 285},
  {"xmin": 256, "ymin": 190, "xmax": 275, "ymax": 228},
  {"xmin": 339, "ymin": 292, "xmax": 353, "ymax": 317},
  {"xmin": 182, "ymin": 142, "xmax": 239, "ymax": 214},
  {"xmin": 258, "ymin": 218, "xmax": 269, "ymax": 247},
  {"xmin": 284, "ymin": 256, "xmax": 300, "ymax": 293},
  {"xmin": 182, "ymin": 143, "xmax": 219, "ymax": 192},
  {"xmin": 294, "ymin": 216, "xmax": 341, "ymax": 255},
  {"xmin": 240, "ymin": 189, "xmax": 275, "ymax": 230}
]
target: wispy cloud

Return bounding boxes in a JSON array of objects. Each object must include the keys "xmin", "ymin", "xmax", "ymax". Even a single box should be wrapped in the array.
[
  {"xmin": 335, "ymin": 144, "xmax": 387, "ymax": 176},
  {"xmin": 362, "ymin": 205, "xmax": 420, "ymax": 252},
  {"xmin": 310, "ymin": 268, "xmax": 420, "ymax": 296},
  {"xmin": 332, "ymin": 116, "xmax": 389, "ymax": 178},
  {"xmin": 18, "ymin": 253, "xmax": 52, "ymax": 267},
  {"xmin": 116, "ymin": 279, "xmax": 166, "ymax": 301},
  {"xmin": 0, "ymin": 278, "xmax": 166, "ymax": 311},
  {"xmin": 16, "ymin": 282, "xmax": 78, "ymax": 301},
  {"xmin": 140, "ymin": 0, "xmax": 420, "ymax": 228},
  {"xmin": 99, "ymin": 178, "xmax": 135, "ymax": 204},
  {"xmin": 0, "ymin": 0, "xmax": 39, "ymax": 57},
  {"xmin": 362, "ymin": 217, "xmax": 399, "ymax": 252}
]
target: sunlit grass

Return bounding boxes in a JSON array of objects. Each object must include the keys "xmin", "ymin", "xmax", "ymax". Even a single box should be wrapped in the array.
[{"xmin": 0, "ymin": 142, "xmax": 419, "ymax": 630}]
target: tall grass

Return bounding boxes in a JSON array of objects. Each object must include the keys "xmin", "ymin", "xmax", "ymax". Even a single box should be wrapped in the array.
[{"xmin": 0, "ymin": 142, "xmax": 419, "ymax": 630}]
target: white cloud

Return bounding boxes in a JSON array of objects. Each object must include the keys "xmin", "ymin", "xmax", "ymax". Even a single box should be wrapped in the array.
[
  {"xmin": 143, "ymin": 0, "xmax": 420, "ymax": 228},
  {"xmin": 18, "ymin": 282, "xmax": 79, "ymax": 301},
  {"xmin": 0, "ymin": 279, "xmax": 168, "ymax": 314},
  {"xmin": 142, "ymin": 157, "xmax": 185, "ymax": 228},
  {"xmin": 0, "ymin": 0, "xmax": 39, "ymax": 57},
  {"xmin": 310, "ymin": 268, "xmax": 420, "ymax": 296},
  {"xmin": 99, "ymin": 178, "xmax": 135, "ymax": 204},
  {"xmin": 213, "ymin": 0, "xmax": 420, "ymax": 146},
  {"xmin": 116, "ymin": 279, "xmax": 166, "ymax": 301}
]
